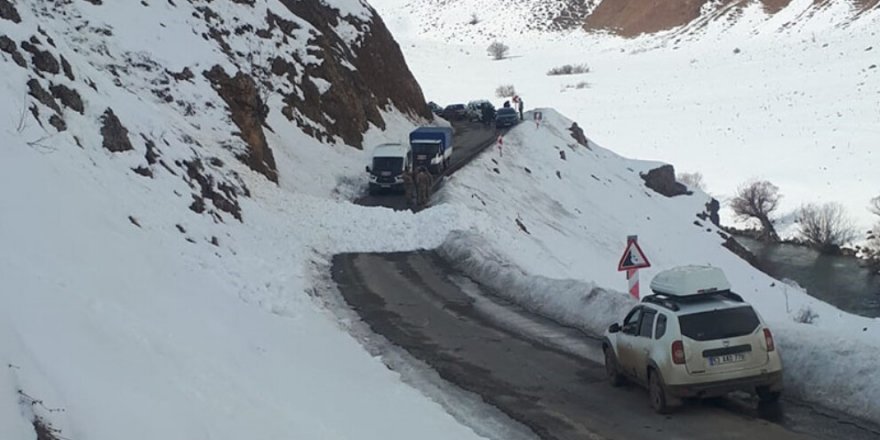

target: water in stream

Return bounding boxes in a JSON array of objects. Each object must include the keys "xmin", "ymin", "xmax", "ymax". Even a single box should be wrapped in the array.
[{"xmin": 735, "ymin": 236, "xmax": 880, "ymax": 318}]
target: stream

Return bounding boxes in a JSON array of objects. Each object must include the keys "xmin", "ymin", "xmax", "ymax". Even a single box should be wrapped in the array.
[{"xmin": 735, "ymin": 236, "xmax": 880, "ymax": 318}]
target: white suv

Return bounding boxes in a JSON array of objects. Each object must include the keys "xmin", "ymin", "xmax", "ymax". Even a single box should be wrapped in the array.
[{"xmin": 602, "ymin": 266, "xmax": 783, "ymax": 413}]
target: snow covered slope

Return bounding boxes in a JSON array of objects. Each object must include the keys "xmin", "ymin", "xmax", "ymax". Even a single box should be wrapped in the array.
[
  {"xmin": 0, "ymin": 1, "xmax": 503, "ymax": 439},
  {"xmin": 438, "ymin": 109, "xmax": 880, "ymax": 423},
  {"xmin": 374, "ymin": 0, "xmax": 880, "ymax": 238}
]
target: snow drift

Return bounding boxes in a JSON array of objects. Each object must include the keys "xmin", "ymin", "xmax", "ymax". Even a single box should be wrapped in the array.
[{"xmin": 437, "ymin": 108, "xmax": 880, "ymax": 423}]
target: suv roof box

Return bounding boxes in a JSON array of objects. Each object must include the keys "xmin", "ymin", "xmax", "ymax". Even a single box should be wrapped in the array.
[{"xmin": 650, "ymin": 265, "xmax": 731, "ymax": 297}]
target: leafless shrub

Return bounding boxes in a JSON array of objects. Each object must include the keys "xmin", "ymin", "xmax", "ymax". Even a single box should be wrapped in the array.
[
  {"xmin": 730, "ymin": 180, "xmax": 781, "ymax": 242},
  {"xmin": 677, "ymin": 172, "xmax": 706, "ymax": 191},
  {"xmin": 793, "ymin": 306, "xmax": 818, "ymax": 324},
  {"xmin": 562, "ymin": 81, "xmax": 590, "ymax": 91},
  {"xmin": 870, "ymin": 195, "xmax": 880, "ymax": 217},
  {"xmin": 796, "ymin": 202, "xmax": 856, "ymax": 252},
  {"xmin": 867, "ymin": 196, "xmax": 880, "ymax": 269},
  {"xmin": 487, "ymin": 41, "xmax": 509, "ymax": 60},
  {"xmin": 547, "ymin": 63, "xmax": 590, "ymax": 76},
  {"xmin": 495, "ymin": 84, "xmax": 516, "ymax": 98}
]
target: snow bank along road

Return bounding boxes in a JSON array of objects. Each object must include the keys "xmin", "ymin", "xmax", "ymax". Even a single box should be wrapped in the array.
[
  {"xmin": 332, "ymin": 252, "xmax": 880, "ymax": 440},
  {"xmin": 355, "ymin": 120, "xmax": 499, "ymax": 210}
]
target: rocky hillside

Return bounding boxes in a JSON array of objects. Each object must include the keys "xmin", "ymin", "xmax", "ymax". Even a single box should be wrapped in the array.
[
  {"xmin": 584, "ymin": 0, "xmax": 880, "ymax": 36},
  {"xmin": 0, "ymin": 0, "xmax": 428, "ymax": 221},
  {"xmin": 389, "ymin": 0, "xmax": 878, "ymax": 40}
]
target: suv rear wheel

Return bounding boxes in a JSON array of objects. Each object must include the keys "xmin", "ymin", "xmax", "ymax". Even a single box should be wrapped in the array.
[
  {"xmin": 604, "ymin": 347, "xmax": 625, "ymax": 387},
  {"xmin": 756, "ymin": 386, "xmax": 781, "ymax": 403},
  {"xmin": 649, "ymin": 369, "xmax": 673, "ymax": 414}
]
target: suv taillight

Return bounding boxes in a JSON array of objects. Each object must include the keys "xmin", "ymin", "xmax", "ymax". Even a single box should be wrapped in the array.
[
  {"xmin": 672, "ymin": 340, "xmax": 686, "ymax": 364},
  {"xmin": 763, "ymin": 328, "xmax": 775, "ymax": 352}
]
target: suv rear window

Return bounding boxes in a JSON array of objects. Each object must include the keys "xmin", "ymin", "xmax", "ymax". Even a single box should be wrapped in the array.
[{"xmin": 678, "ymin": 306, "xmax": 760, "ymax": 341}]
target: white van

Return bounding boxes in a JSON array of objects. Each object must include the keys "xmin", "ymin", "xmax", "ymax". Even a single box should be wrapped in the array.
[{"xmin": 366, "ymin": 143, "xmax": 412, "ymax": 195}]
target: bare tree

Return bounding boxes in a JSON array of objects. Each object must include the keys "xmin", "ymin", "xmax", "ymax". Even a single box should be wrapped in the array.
[
  {"xmin": 677, "ymin": 172, "xmax": 706, "ymax": 191},
  {"xmin": 730, "ymin": 180, "xmax": 781, "ymax": 242},
  {"xmin": 795, "ymin": 202, "xmax": 856, "ymax": 252},
  {"xmin": 866, "ymin": 195, "xmax": 880, "ymax": 271},
  {"xmin": 487, "ymin": 41, "xmax": 509, "ymax": 60},
  {"xmin": 870, "ymin": 194, "xmax": 880, "ymax": 217},
  {"xmin": 495, "ymin": 84, "xmax": 517, "ymax": 98}
]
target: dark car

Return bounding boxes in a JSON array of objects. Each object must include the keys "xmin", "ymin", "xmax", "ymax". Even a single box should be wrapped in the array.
[
  {"xmin": 427, "ymin": 101, "xmax": 443, "ymax": 116},
  {"xmin": 442, "ymin": 104, "xmax": 467, "ymax": 121},
  {"xmin": 495, "ymin": 107, "xmax": 518, "ymax": 128}
]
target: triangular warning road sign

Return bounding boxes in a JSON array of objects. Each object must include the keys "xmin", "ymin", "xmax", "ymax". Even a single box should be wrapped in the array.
[{"xmin": 617, "ymin": 239, "xmax": 651, "ymax": 271}]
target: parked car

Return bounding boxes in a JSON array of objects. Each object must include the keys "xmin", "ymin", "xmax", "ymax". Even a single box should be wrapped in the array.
[
  {"xmin": 465, "ymin": 100, "xmax": 493, "ymax": 122},
  {"xmin": 602, "ymin": 266, "xmax": 783, "ymax": 414},
  {"xmin": 495, "ymin": 107, "xmax": 518, "ymax": 128},
  {"xmin": 427, "ymin": 101, "xmax": 443, "ymax": 116},
  {"xmin": 441, "ymin": 103, "xmax": 467, "ymax": 121}
]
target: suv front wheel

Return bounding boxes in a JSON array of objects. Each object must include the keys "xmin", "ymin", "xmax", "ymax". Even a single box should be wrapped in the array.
[{"xmin": 604, "ymin": 347, "xmax": 625, "ymax": 387}]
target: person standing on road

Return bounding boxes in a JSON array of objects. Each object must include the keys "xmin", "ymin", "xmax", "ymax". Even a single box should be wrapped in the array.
[
  {"xmin": 517, "ymin": 98, "xmax": 524, "ymax": 121},
  {"xmin": 402, "ymin": 168, "xmax": 415, "ymax": 208},
  {"xmin": 415, "ymin": 167, "xmax": 433, "ymax": 209},
  {"xmin": 481, "ymin": 103, "xmax": 495, "ymax": 126}
]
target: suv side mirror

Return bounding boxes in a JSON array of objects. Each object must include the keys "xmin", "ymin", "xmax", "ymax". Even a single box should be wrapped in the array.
[
  {"xmin": 608, "ymin": 323, "xmax": 621, "ymax": 334},
  {"xmin": 365, "ymin": 166, "xmax": 371, "ymax": 173}
]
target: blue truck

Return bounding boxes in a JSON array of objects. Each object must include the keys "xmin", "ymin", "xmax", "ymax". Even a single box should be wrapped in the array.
[{"xmin": 409, "ymin": 126, "xmax": 454, "ymax": 175}]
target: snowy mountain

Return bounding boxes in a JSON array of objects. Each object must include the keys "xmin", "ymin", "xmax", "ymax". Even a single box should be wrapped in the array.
[
  {"xmin": 388, "ymin": 0, "xmax": 879, "ymax": 40},
  {"xmin": 3, "ymin": 0, "xmax": 879, "ymax": 438},
  {"xmin": 373, "ymin": 0, "xmax": 880, "ymax": 237},
  {"xmin": 0, "ymin": 1, "xmax": 496, "ymax": 439}
]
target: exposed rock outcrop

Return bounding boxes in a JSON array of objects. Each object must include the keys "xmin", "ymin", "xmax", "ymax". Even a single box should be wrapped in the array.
[
  {"xmin": 203, "ymin": 65, "xmax": 278, "ymax": 184},
  {"xmin": 27, "ymin": 79, "xmax": 60, "ymax": 113},
  {"xmin": 100, "ymin": 108, "xmax": 133, "ymax": 153},
  {"xmin": 20, "ymin": 41, "xmax": 60, "ymax": 75},
  {"xmin": 49, "ymin": 84, "xmax": 84, "ymax": 114},
  {"xmin": 697, "ymin": 198, "xmax": 721, "ymax": 226},
  {"xmin": 278, "ymin": 0, "xmax": 430, "ymax": 148},
  {"xmin": 584, "ymin": 0, "xmax": 879, "ymax": 37},
  {"xmin": 0, "ymin": 0, "xmax": 21, "ymax": 23},
  {"xmin": 641, "ymin": 165, "xmax": 690, "ymax": 197}
]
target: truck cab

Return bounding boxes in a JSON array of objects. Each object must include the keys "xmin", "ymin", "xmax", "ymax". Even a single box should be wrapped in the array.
[
  {"xmin": 366, "ymin": 143, "xmax": 411, "ymax": 195},
  {"xmin": 410, "ymin": 127, "xmax": 453, "ymax": 175}
]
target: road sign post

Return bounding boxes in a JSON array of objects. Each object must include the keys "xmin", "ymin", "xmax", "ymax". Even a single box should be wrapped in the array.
[{"xmin": 617, "ymin": 235, "xmax": 651, "ymax": 299}]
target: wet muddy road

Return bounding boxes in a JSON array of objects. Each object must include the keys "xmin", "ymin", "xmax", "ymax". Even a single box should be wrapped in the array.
[{"xmin": 333, "ymin": 251, "xmax": 880, "ymax": 440}]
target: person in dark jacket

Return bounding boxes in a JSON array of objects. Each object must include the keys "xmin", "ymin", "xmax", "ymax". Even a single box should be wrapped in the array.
[
  {"xmin": 503, "ymin": 100, "xmax": 510, "ymax": 108},
  {"xmin": 481, "ymin": 103, "xmax": 495, "ymax": 126}
]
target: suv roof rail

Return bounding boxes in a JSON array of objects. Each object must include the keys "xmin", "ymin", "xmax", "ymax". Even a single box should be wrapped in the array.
[
  {"xmin": 642, "ymin": 290, "xmax": 744, "ymax": 311},
  {"xmin": 642, "ymin": 294, "xmax": 680, "ymax": 311}
]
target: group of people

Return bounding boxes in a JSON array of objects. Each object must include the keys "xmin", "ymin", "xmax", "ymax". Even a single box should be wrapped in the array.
[{"xmin": 402, "ymin": 167, "xmax": 434, "ymax": 210}]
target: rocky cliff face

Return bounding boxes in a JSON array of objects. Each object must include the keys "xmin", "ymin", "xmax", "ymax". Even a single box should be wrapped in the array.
[
  {"xmin": 279, "ymin": 0, "xmax": 430, "ymax": 147},
  {"xmin": 0, "ymin": 0, "xmax": 429, "ymax": 222},
  {"xmin": 584, "ymin": 0, "xmax": 880, "ymax": 36}
]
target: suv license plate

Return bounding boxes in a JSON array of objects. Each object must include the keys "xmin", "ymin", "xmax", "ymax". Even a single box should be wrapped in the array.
[{"xmin": 708, "ymin": 354, "xmax": 745, "ymax": 366}]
